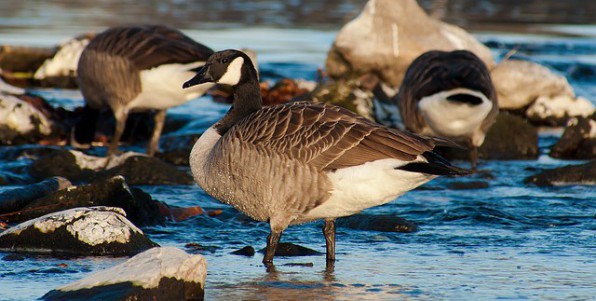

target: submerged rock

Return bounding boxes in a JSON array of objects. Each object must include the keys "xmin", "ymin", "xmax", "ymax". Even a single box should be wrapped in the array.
[
  {"xmin": 0, "ymin": 207, "xmax": 158, "ymax": 256},
  {"xmin": 0, "ymin": 176, "xmax": 72, "ymax": 213},
  {"xmin": 550, "ymin": 117, "xmax": 596, "ymax": 159},
  {"xmin": 337, "ymin": 214, "xmax": 419, "ymax": 233},
  {"xmin": 259, "ymin": 243, "xmax": 322, "ymax": 257},
  {"xmin": 524, "ymin": 160, "xmax": 596, "ymax": 186},
  {"xmin": 446, "ymin": 180, "xmax": 490, "ymax": 190},
  {"xmin": 231, "ymin": 246, "xmax": 256, "ymax": 257},
  {"xmin": 42, "ymin": 246, "xmax": 206, "ymax": 301},
  {"xmin": 0, "ymin": 176, "xmax": 164, "ymax": 226},
  {"xmin": 30, "ymin": 149, "xmax": 193, "ymax": 185},
  {"xmin": 326, "ymin": 0, "xmax": 493, "ymax": 88}
]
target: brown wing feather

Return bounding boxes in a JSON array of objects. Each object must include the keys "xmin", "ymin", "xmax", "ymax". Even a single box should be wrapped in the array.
[
  {"xmin": 223, "ymin": 102, "xmax": 435, "ymax": 171},
  {"xmin": 85, "ymin": 25, "xmax": 214, "ymax": 70}
]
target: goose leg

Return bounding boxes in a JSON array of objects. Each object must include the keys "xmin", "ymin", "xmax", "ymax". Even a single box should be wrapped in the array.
[
  {"xmin": 323, "ymin": 219, "xmax": 336, "ymax": 261},
  {"xmin": 147, "ymin": 109, "xmax": 166, "ymax": 156},
  {"xmin": 263, "ymin": 230, "xmax": 282, "ymax": 266},
  {"xmin": 469, "ymin": 145, "xmax": 478, "ymax": 173},
  {"xmin": 108, "ymin": 112, "xmax": 128, "ymax": 156}
]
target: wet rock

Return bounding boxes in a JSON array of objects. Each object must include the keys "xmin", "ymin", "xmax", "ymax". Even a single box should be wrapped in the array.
[
  {"xmin": 446, "ymin": 180, "xmax": 490, "ymax": 190},
  {"xmin": 30, "ymin": 149, "xmax": 193, "ymax": 185},
  {"xmin": 0, "ymin": 92, "xmax": 53, "ymax": 144},
  {"xmin": 439, "ymin": 112, "xmax": 539, "ymax": 160},
  {"xmin": 524, "ymin": 160, "xmax": 596, "ymax": 187},
  {"xmin": 156, "ymin": 135, "xmax": 200, "ymax": 166},
  {"xmin": 0, "ymin": 176, "xmax": 72, "ymax": 213},
  {"xmin": 308, "ymin": 78, "xmax": 375, "ymax": 120},
  {"xmin": 42, "ymin": 246, "xmax": 206, "ymax": 301},
  {"xmin": 326, "ymin": 0, "xmax": 493, "ymax": 88},
  {"xmin": 0, "ymin": 176, "xmax": 164, "ymax": 226},
  {"xmin": 337, "ymin": 214, "xmax": 419, "ymax": 233},
  {"xmin": 231, "ymin": 246, "xmax": 255, "ymax": 257},
  {"xmin": 491, "ymin": 60, "xmax": 575, "ymax": 111},
  {"xmin": 526, "ymin": 95, "xmax": 595, "ymax": 126},
  {"xmin": 185, "ymin": 243, "xmax": 220, "ymax": 254},
  {"xmin": 0, "ymin": 207, "xmax": 158, "ymax": 256},
  {"xmin": 550, "ymin": 117, "xmax": 596, "ymax": 159},
  {"xmin": 259, "ymin": 243, "xmax": 322, "ymax": 257},
  {"xmin": 2, "ymin": 253, "xmax": 25, "ymax": 261},
  {"xmin": 261, "ymin": 78, "xmax": 312, "ymax": 106}
]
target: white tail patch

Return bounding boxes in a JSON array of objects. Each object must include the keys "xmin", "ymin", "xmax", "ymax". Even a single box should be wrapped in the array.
[
  {"xmin": 418, "ymin": 88, "xmax": 492, "ymax": 139},
  {"xmin": 217, "ymin": 56, "xmax": 244, "ymax": 86}
]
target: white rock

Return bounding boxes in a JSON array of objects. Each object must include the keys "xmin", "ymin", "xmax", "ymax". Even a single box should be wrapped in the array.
[
  {"xmin": 327, "ymin": 0, "xmax": 493, "ymax": 87},
  {"xmin": 0, "ymin": 93, "xmax": 52, "ymax": 136},
  {"xmin": 70, "ymin": 150, "xmax": 143, "ymax": 171},
  {"xmin": 0, "ymin": 77, "xmax": 25, "ymax": 95},
  {"xmin": 1, "ymin": 207, "xmax": 143, "ymax": 246},
  {"xmin": 491, "ymin": 60, "xmax": 575, "ymax": 110},
  {"xmin": 34, "ymin": 35, "xmax": 91, "ymax": 79},
  {"xmin": 57, "ymin": 246, "xmax": 207, "ymax": 291},
  {"xmin": 526, "ymin": 95, "xmax": 595, "ymax": 121}
]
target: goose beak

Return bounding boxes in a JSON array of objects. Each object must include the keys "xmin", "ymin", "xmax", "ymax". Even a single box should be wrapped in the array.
[{"xmin": 183, "ymin": 65, "xmax": 213, "ymax": 89}]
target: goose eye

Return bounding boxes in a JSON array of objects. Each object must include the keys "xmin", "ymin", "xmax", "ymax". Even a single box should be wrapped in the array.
[{"xmin": 222, "ymin": 58, "xmax": 229, "ymax": 64}]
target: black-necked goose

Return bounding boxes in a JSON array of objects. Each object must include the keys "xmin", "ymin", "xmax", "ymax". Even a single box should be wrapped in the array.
[
  {"xmin": 75, "ymin": 25, "xmax": 214, "ymax": 156},
  {"xmin": 184, "ymin": 49, "xmax": 468, "ymax": 266},
  {"xmin": 396, "ymin": 50, "xmax": 498, "ymax": 171}
]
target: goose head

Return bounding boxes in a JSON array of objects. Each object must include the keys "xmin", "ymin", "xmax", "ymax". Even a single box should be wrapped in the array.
[{"xmin": 183, "ymin": 49, "xmax": 256, "ymax": 89}]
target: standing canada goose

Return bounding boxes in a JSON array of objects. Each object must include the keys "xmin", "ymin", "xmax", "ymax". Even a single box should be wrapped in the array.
[
  {"xmin": 396, "ymin": 50, "xmax": 498, "ymax": 171},
  {"xmin": 76, "ymin": 25, "xmax": 214, "ymax": 156},
  {"xmin": 183, "ymin": 49, "xmax": 468, "ymax": 266}
]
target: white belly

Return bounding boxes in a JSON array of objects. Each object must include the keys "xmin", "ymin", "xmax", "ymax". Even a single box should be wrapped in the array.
[
  {"xmin": 304, "ymin": 158, "xmax": 436, "ymax": 220},
  {"xmin": 128, "ymin": 61, "xmax": 214, "ymax": 111},
  {"xmin": 418, "ymin": 88, "xmax": 492, "ymax": 138}
]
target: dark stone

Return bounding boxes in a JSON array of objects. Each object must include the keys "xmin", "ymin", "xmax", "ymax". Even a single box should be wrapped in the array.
[
  {"xmin": 446, "ymin": 180, "xmax": 490, "ymax": 190},
  {"xmin": 184, "ymin": 243, "xmax": 220, "ymax": 254},
  {"xmin": 0, "ymin": 207, "xmax": 158, "ymax": 256},
  {"xmin": 0, "ymin": 176, "xmax": 164, "ymax": 226},
  {"xmin": 259, "ymin": 243, "xmax": 322, "ymax": 257},
  {"xmin": 29, "ymin": 149, "xmax": 193, "ymax": 185},
  {"xmin": 231, "ymin": 246, "xmax": 255, "ymax": 257},
  {"xmin": 337, "ymin": 214, "xmax": 419, "ymax": 233},
  {"xmin": 2, "ymin": 253, "xmax": 25, "ymax": 261},
  {"xmin": 42, "ymin": 278, "xmax": 204, "ymax": 301},
  {"xmin": 0, "ymin": 177, "xmax": 71, "ymax": 213},
  {"xmin": 439, "ymin": 112, "xmax": 539, "ymax": 160},
  {"xmin": 524, "ymin": 160, "xmax": 596, "ymax": 187},
  {"xmin": 550, "ymin": 116, "xmax": 596, "ymax": 160}
]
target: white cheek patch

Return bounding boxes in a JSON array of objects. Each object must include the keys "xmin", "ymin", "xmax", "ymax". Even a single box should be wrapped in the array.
[{"xmin": 217, "ymin": 56, "xmax": 244, "ymax": 86}]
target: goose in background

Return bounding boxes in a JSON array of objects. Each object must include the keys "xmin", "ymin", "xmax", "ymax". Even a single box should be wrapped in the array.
[
  {"xmin": 183, "ymin": 49, "xmax": 468, "ymax": 266},
  {"xmin": 395, "ymin": 50, "xmax": 498, "ymax": 171},
  {"xmin": 75, "ymin": 25, "xmax": 214, "ymax": 156}
]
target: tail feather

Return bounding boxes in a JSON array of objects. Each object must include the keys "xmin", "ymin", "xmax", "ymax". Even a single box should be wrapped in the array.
[{"xmin": 397, "ymin": 151, "xmax": 471, "ymax": 176}]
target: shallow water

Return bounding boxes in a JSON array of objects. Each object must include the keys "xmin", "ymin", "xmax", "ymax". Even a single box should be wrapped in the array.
[{"xmin": 1, "ymin": 2, "xmax": 596, "ymax": 301}]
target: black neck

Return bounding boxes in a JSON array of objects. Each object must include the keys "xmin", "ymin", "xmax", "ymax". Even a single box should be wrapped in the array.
[{"xmin": 214, "ymin": 64, "xmax": 262, "ymax": 135}]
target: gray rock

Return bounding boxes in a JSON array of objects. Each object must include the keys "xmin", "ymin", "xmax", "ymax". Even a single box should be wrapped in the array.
[
  {"xmin": 524, "ymin": 160, "xmax": 596, "ymax": 187},
  {"xmin": 42, "ymin": 247, "xmax": 206, "ymax": 301},
  {"xmin": 0, "ymin": 177, "xmax": 72, "ymax": 213},
  {"xmin": 0, "ymin": 207, "xmax": 158, "ymax": 256},
  {"xmin": 326, "ymin": 0, "xmax": 493, "ymax": 88},
  {"xmin": 550, "ymin": 117, "xmax": 596, "ymax": 159}
]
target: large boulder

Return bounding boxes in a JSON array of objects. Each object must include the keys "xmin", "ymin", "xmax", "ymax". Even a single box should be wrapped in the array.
[
  {"xmin": 524, "ymin": 161, "xmax": 596, "ymax": 187},
  {"xmin": 0, "ymin": 176, "xmax": 165, "ymax": 226},
  {"xmin": 0, "ymin": 206, "xmax": 158, "ymax": 256},
  {"xmin": 325, "ymin": 0, "xmax": 493, "ymax": 88},
  {"xmin": 550, "ymin": 117, "xmax": 596, "ymax": 159},
  {"xmin": 42, "ymin": 247, "xmax": 207, "ymax": 301},
  {"xmin": 29, "ymin": 149, "xmax": 193, "ymax": 185}
]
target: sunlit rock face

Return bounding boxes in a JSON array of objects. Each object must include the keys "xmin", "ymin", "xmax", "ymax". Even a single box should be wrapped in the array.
[
  {"xmin": 0, "ymin": 206, "xmax": 158, "ymax": 256},
  {"xmin": 0, "ymin": 93, "xmax": 53, "ymax": 144},
  {"xmin": 42, "ymin": 247, "xmax": 207, "ymax": 301},
  {"xmin": 550, "ymin": 117, "xmax": 596, "ymax": 159},
  {"xmin": 326, "ymin": 0, "xmax": 494, "ymax": 88}
]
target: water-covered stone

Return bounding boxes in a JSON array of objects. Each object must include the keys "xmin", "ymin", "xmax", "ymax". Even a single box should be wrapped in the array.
[
  {"xmin": 259, "ymin": 243, "xmax": 322, "ymax": 257},
  {"xmin": 231, "ymin": 246, "xmax": 256, "ymax": 257},
  {"xmin": 337, "ymin": 214, "xmax": 419, "ymax": 233},
  {"xmin": 326, "ymin": 0, "xmax": 493, "ymax": 88},
  {"xmin": 29, "ymin": 149, "xmax": 193, "ymax": 185},
  {"xmin": 0, "ymin": 206, "xmax": 158, "ymax": 256},
  {"xmin": 42, "ymin": 246, "xmax": 206, "ymax": 301},
  {"xmin": 524, "ymin": 160, "xmax": 596, "ymax": 187},
  {"xmin": 550, "ymin": 117, "xmax": 596, "ymax": 159},
  {"xmin": 0, "ymin": 176, "xmax": 164, "ymax": 226},
  {"xmin": 446, "ymin": 180, "xmax": 490, "ymax": 190},
  {"xmin": 0, "ymin": 176, "xmax": 72, "ymax": 213}
]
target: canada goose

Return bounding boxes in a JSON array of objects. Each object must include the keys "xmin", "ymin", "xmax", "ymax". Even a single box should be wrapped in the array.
[
  {"xmin": 75, "ymin": 25, "xmax": 214, "ymax": 156},
  {"xmin": 184, "ymin": 49, "xmax": 468, "ymax": 266},
  {"xmin": 396, "ymin": 50, "xmax": 498, "ymax": 171}
]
